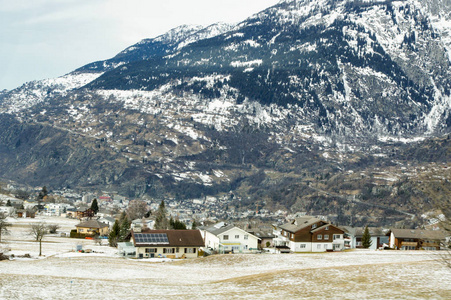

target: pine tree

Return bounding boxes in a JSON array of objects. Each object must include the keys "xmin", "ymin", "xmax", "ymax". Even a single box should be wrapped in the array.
[
  {"xmin": 155, "ymin": 200, "xmax": 169, "ymax": 229},
  {"xmin": 37, "ymin": 186, "xmax": 48, "ymax": 202},
  {"xmin": 90, "ymin": 199, "xmax": 99, "ymax": 215},
  {"xmin": 170, "ymin": 218, "xmax": 187, "ymax": 230},
  {"xmin": 108, "ymin": 220, "xmax": 120, "ymax": 247},
  {"xmin": 362, "ymin": 225, "xmax": 372, "ymax": 249},
  {"xmin": 119, "ymin": 215, "xmax": 131, "ymax": 242},
  {"xmin": 191, "ymin": 219, "xmax": 198, "ymax": 230},
  {"xmin": 0, "ymin": 213, "xmax": 12, "ymax": 242}
]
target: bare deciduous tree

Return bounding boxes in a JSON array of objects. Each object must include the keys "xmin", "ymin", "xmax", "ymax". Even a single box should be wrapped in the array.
[
  {"xmin": 0, "ymin": 213, "xmax": 12, "ymax": 242},
  {"xmin": 29, "ymin": 222, "xmax": 48, "ymax": 256},
  {"xmin": 0, "ymin": 243, "xmax": 10, "ymax": 261},
  {"xmin": 47, "ymin": 224, "xmax": 60, "ymax": 234},
  {"xmin": 435, "ymin": 198, "xmax": 451, "ymax": 268},
  {"xmin": 126, "ymin": 200, "xmax": 148, "ymax": 221}
]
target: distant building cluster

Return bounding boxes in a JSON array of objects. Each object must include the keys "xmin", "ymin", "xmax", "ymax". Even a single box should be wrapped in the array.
[{"xmin": 1, "ymin": 186, "xmax": 449, "ymax": 258}]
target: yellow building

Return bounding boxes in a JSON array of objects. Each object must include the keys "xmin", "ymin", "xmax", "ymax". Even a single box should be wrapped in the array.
[{"xmin": 75, "ymin": 220, "xmax": 109, "ymax": 236}]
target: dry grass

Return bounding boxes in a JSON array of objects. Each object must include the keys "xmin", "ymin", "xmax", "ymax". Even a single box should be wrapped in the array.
[
  {"xmin": 1, "ymin": 218, "xmax": 450, "ymax": 299},
  {"xmin": 1, "ymin": 254, "xmax": 449, "ymax": 299}
]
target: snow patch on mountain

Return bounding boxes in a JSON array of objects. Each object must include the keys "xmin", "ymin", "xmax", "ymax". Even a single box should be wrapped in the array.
[
  {"xmin": 176, "ymin": 22, "xmax": 236, "ymax": 49},
  {"xmin": 0, "ymin": 73, "xmax": 102, "ymax": 114}
]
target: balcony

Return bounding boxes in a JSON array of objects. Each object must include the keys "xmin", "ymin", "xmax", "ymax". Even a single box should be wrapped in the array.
[{"xmin": 401, "ymin": 242, "xmax": 418, "ymax": 247}]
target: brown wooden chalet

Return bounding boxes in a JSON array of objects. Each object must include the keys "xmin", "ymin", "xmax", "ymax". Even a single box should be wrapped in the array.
[
  {"xmin": 130, "ymin": 229, "xmax": 204, "ymax": 259},
  {"xmin": 388, "ymin": 228, "xmax": 448, "ymax": 250},
  {"xmin": 274, "ymin": 216, "xmax": 345, "ymax": 252},
  {"xmin": 77, "ymin": 208, "xmax": 95, "ymax": 219}
]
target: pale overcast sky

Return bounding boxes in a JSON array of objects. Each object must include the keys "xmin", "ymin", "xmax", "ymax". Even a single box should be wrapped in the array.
[{"xmin": 0, "ymin": 0, "xmax": 279, "ymax": 90}]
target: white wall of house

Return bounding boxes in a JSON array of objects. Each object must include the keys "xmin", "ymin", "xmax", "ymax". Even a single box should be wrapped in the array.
[
  {"xmin": 389, "ymin": 232, "xmax": 396, "ymax": 248},
  {"xmin": 289, "ymin": 242, "xmax": 312, "ymax": 252},
  {"xmin": 201, "ymin": 230, "xmax": 221, "ymax": 250},
  {"xmin": 217, "ymin": 228, "xmax": 259, "ymax": 253},
  {"xmin": 350, "ymin": 236, "xmax": 378, "ymax": 250},
  {"xmin": 332, "ymin": 234, "xmax": 345, "ymax": 251},
  {"xmin": 135, "ymin": 246, "xmax": 199, "ymax": 259},
  {"xmin": 44, "ymin": 203, "xmax": 68, "ymax": 216},
  {"xmin": 288, "ymin": 234, "xmax": 344, "ymax": 253}
]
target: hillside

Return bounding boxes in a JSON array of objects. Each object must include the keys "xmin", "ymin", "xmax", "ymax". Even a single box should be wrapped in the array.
[{"xmin": 0, "ymin": 0, "xmax": 450, "ymax": 225}]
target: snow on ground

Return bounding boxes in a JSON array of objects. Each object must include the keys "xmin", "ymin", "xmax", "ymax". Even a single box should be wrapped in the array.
[{"xmin": 1, "ymin": 216, "xmax": 450, "ymax": 299}]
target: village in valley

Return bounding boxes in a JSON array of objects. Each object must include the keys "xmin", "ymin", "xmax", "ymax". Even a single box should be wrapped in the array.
[
  {"xmin": 0, "ymin": 182, "xmax": 449, "ymax": 257},
  {"xmin": 0, "ymin": 183, "xmax": 450, "ymax": 298}
]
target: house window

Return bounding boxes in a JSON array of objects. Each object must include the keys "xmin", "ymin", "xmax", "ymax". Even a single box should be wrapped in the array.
[
  {"xmin": 317, "ymin": 244, "xmax": 321, "ymax": 249},
  {"xmin": 317, "ymin": 234, "xmax": 322, "ymax": 240},
  {"xmin": 235, "ymin": 235, "xmax": 240, "ymax": 239},
  {"xmin": 163, "ymin": 248, "xmax": 175, "ymax": 254},
  {"xmin": 291, "ymin": 233, "xmax": 294, "ymax": 239},
  {"xmin": 184, "ymin": 248, "xmax": 196, "ymax": 253},
  {"xmin": 324, "ymin": 244, "xmax": 328, "ymax": 249},
  {"xmin": 244, "ymin": 235, "xmax": 248, "ymax": 240},
  {"xmin": 312, "ymin": 224, "xmax": 317, "ymax": 229},
  {"xmin": 300, "ymin": 244, "xmax": 306, "ymax": 249},
  {"xmin": 401, "ymin": 246, "xmax": 416, "ymax": 250},
  {"xmin": 324, "ymin": 234, "xmax": 329, "ymax": 240},
  {"xmin": 333, "ymin": 234, "xmax": 341, "ymax": 240},
  {"xmin": 145, "ymin": 248, "xmax": 157, "ymax": 253},
  {"xmin": 325, "ymin": 226, "xmax": 329, "ymax": 230},
  {"xmin": 223, "ymin": 235, "xmax": 229, "ymax": 240}
]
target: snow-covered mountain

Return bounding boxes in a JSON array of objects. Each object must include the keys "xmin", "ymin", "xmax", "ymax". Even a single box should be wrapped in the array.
[
  {"xmin": 0, "ymin": 0, "xmax": 450, "ymax": 215},
  {"xmin": 81, "ymin": 0, "xmax": 451, "ymax": 140},
  {"xmin": 0, "ymin": 22, "xmax": 235, "ymax": 113}
]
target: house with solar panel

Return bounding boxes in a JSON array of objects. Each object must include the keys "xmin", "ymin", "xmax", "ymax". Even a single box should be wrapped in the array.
[
  {"xmin": 199, "ymin": 222, "xmax": 260, "ymax": 253},
  {"xmin": 130, "ymin": 229, "xmax": 204, "ymax": 259}
]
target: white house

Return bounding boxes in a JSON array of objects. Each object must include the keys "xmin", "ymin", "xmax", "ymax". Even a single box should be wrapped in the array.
[
  {"xmin": 43, "ymin": 203, "xmax": 71, "ymax": 216},
  {"xmin": 342, "ymin": 226, "xmax": 389, "ymax": 250},
  {"xmin": 199, "ymin": 222, "xmax": 260, "ymax": 253},
  {"xmin": 131, "ymin": 218, "xmax": 154, "ymax": 230},
  {"xmin": 98, "ymin": 216, "xmax": 116, "ymax": 228}
]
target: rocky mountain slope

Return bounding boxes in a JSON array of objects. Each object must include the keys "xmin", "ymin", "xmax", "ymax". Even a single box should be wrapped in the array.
[{"xmin": 0, "ymin": 0, "xmax": 450, "ymax": 224}]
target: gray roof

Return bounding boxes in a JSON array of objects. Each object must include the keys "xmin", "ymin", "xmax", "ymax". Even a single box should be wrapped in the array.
[
  {"xmin": 342, "ymin": 226, "xmax": 387, "ymax": 237},
  {"xmin": 252, "ymin": 231, "xmax": 275, "ymax": 238},
  {"xmin": 201, "ymin": 223, "xmax": 260, "ymax": 240},
  {"xmin": 203, "ymin": 224, "xmax": 236, "ymax": 236},
  {"xmin": 75, "ymin": 220, "xmax": 109, "ymax": 229},
  {"xmin": 389, "ymin": 228, "xmax": 448, "ymax": 240},
  {"xmin": 279, "ymin": 216, "xmax": 322, "ymax": 233},
  {"xmin": 100, "ymin": 216, "xmax": 115, "ymax": 223}
]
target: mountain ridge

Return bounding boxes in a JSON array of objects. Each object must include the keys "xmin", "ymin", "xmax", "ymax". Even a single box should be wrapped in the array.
[{"xmin": 0, "ymin": 0, "xmax": 450, "ymax": 224}]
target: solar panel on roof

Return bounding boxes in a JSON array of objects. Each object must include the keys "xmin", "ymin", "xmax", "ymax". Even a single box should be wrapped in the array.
[{"xmin": 134, "ymin": 233, "xmax": 169, "ymax": 244}]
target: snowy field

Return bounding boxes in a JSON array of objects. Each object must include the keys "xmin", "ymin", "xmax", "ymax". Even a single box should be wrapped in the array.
[{"xmin": 1, "ymin": 216, "xmax": 450, "ymax": 299}]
